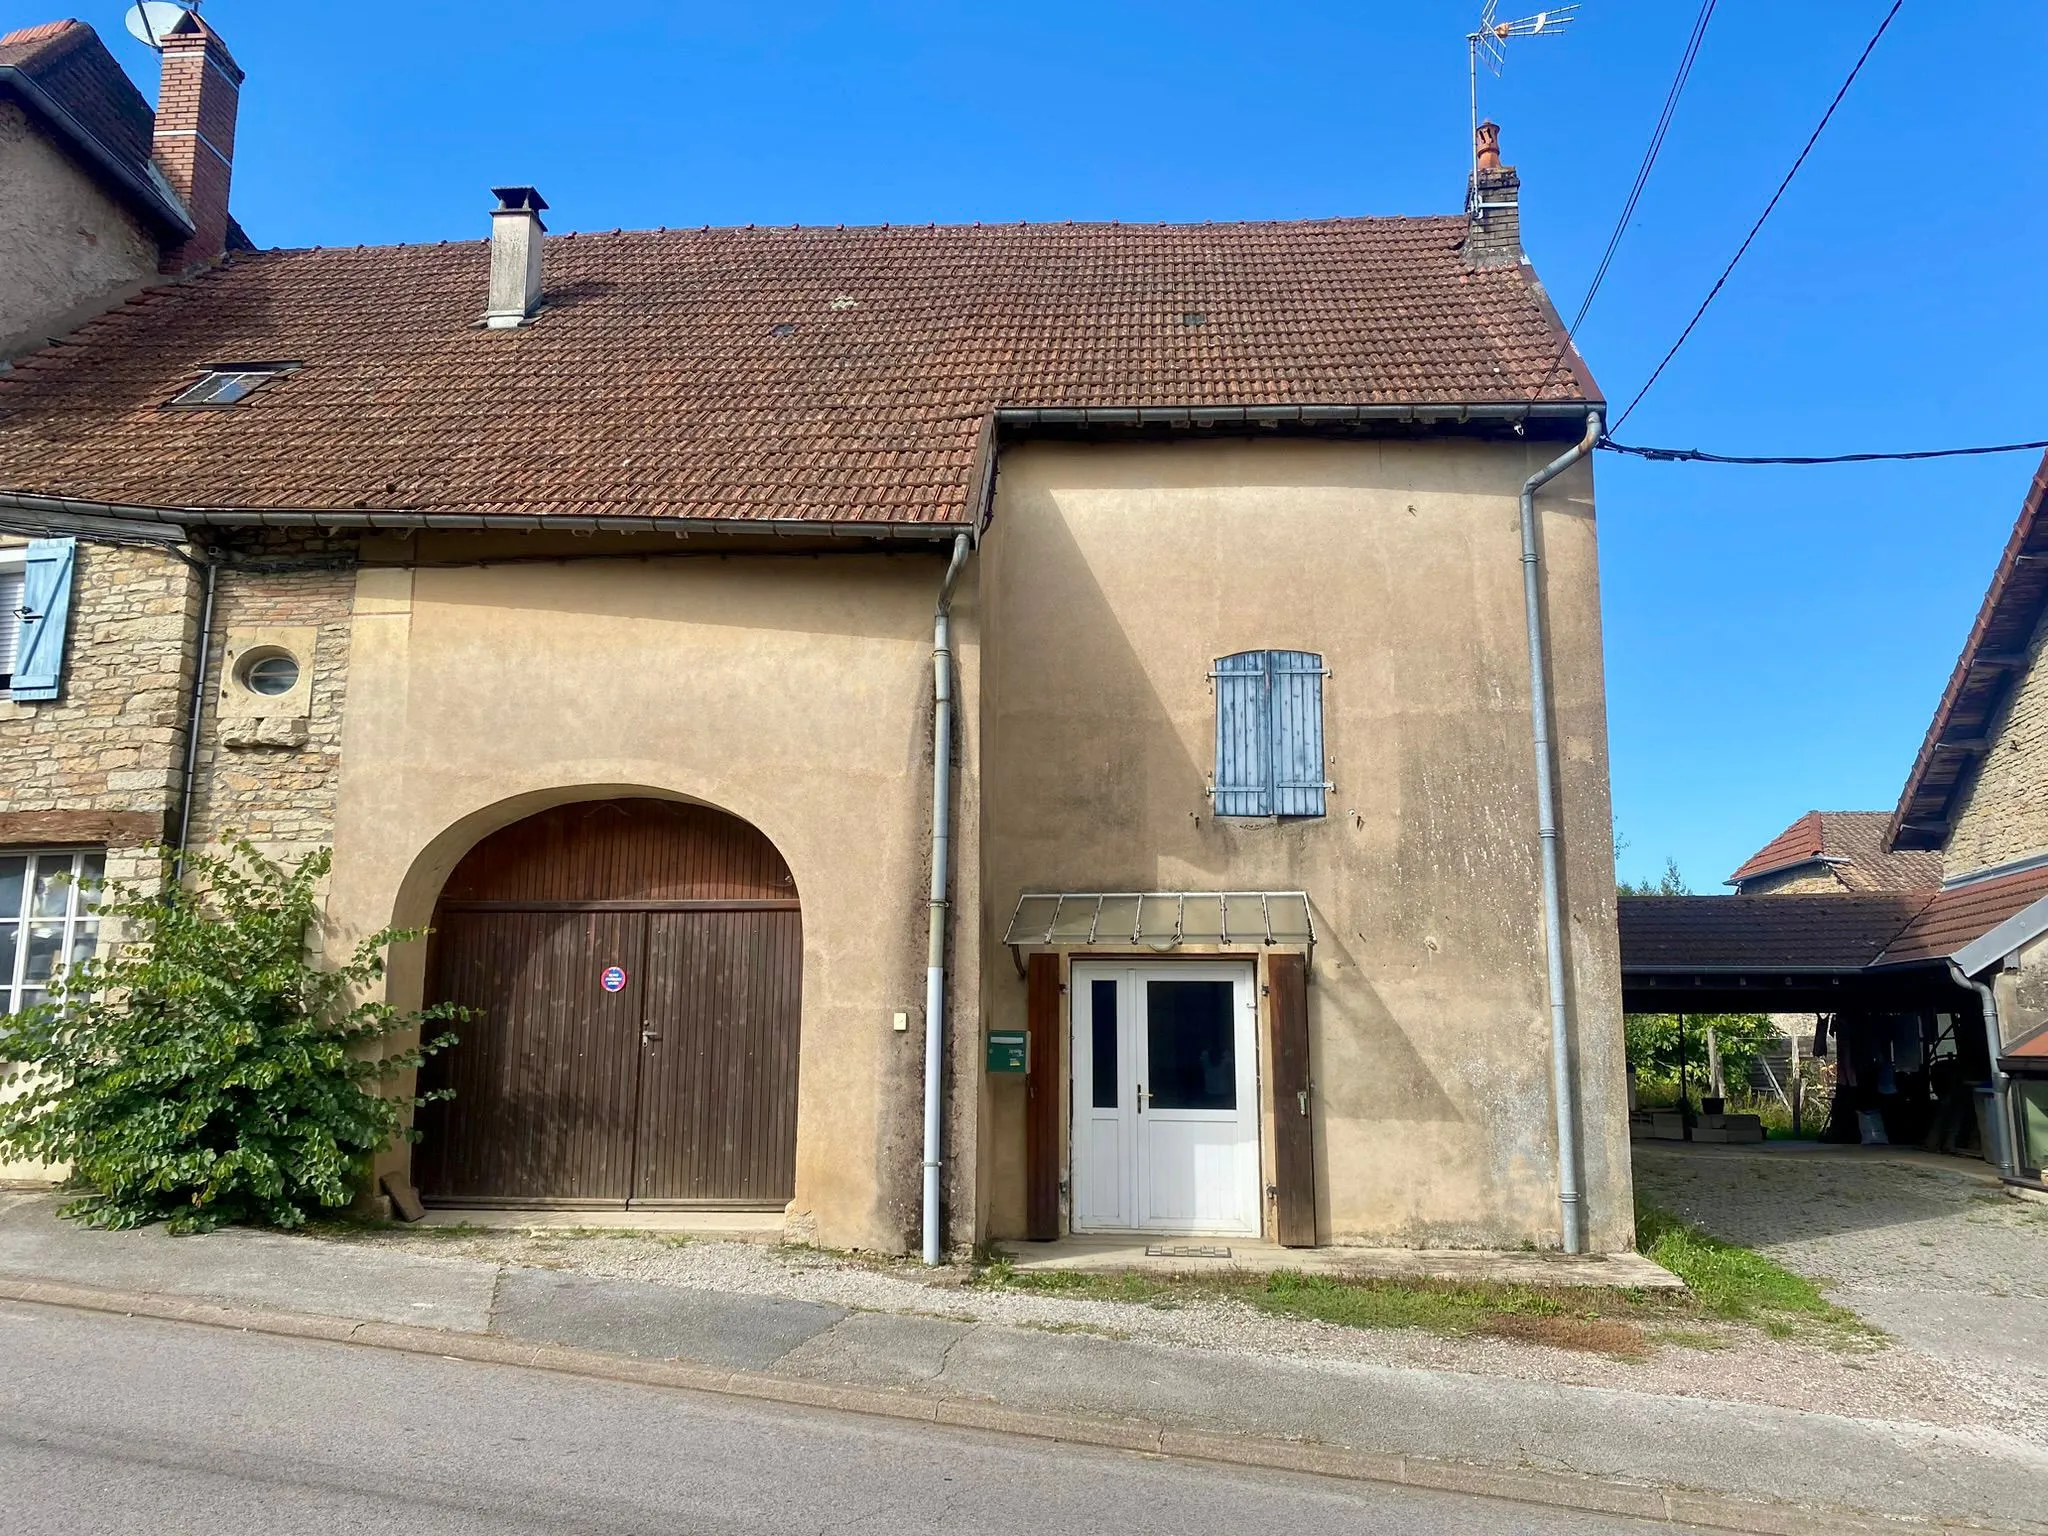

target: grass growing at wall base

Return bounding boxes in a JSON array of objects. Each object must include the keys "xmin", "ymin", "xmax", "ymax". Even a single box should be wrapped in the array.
[
  {"xmin": 1633, "ymin": 1198, "xmax": 1869, "ymax": 1339},
  {"xmin": 974, "ymin": 1259, "xmax": 1656, "ymax": 1356},
  {"xmin": 975, "ymin": 1207, "xmax": 1875, "ymax": 1355}
]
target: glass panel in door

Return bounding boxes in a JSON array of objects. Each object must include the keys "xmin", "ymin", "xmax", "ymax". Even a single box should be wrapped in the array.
[{"xmin": 1137, "ymin": 969, "xmax": 1258, "ymax": 1234}]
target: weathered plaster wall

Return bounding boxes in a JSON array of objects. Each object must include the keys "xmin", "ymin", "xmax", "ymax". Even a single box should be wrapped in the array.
[
  {"xmin": 0, "ymin": 100, "xmax": 161, "ymax": 362},
  {"xmin": 323, "ymin": 537, "xmax": 981, "ymax": 1255},
  {"xmin": 978, "ymin": 438, "xmax": 1632, "ymax": 1251},
  {"xmin": 1944, "ymin": 609, "xmax": 2048, "ymax": 880}
]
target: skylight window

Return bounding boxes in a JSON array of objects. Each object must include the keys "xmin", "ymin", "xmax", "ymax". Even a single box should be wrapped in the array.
[{"xmin": 168, "ymin": 363, "xmax": 299, "ymax": 408}]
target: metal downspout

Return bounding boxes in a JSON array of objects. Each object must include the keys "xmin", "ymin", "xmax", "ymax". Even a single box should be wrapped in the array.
[
  {"xmin": 174, "ymin": 557, "xmax": 220, "ymax": 869},
  {"xmin": 1520, "ymin": 409, "xmax": 1602, "ymax": 1254},
  {"xmin": 923, "ymin": 533, "xmax": 972, "ymax": 1265},
  {"xmin": 1951, "ymin": 962, "xmax": 2018, "ymax": 1180}
]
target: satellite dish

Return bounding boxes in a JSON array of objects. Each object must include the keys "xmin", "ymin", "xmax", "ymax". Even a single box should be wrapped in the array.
[{"xmin": 124, "ymin": 2, "xmax": 194, "ymax": 50}]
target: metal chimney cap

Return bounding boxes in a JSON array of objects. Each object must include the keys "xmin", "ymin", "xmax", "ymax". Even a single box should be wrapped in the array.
[{"xmin": 491, "ymin": 187, "xmax": 549, "ymax": 214}]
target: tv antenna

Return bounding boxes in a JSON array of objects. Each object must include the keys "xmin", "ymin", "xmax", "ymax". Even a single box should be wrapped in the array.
[
  {"xmin": 1466, "ymin": 5, "xmax": 1579, "ymax": 193},
  {"xmin": 124, "ymin": 1, "xmax": 198, "ymax": 50}
]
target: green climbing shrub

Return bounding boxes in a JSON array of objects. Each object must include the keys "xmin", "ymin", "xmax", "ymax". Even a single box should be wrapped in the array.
[{"xmin": 0, "ymin": 841, "xmax": 460, "ymax": 1233}]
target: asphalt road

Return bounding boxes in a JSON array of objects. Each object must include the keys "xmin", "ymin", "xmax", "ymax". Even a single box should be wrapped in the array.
[{"xmin": 0, "ymin": 1300, "xmax": 1672, "ymax": 1536}]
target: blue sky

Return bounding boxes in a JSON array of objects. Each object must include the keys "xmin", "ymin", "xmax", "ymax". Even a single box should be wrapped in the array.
[{"xmin": 42, "ymin": 1, "xmax": 2046, "ymax": 889}]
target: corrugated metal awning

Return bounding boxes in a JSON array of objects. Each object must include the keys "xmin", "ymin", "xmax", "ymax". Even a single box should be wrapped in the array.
[{"xmin": 1002, "ymin": 891, "xmax": 1314, "ymax": 976}]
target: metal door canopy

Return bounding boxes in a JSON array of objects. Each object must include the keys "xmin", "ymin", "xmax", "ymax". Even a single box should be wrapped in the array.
[{"xmin": 1003, "ymin": 891, "xmax": 1314, "ymax": 976}]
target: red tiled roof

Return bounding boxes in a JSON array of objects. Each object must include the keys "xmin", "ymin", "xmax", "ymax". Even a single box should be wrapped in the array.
[
  {"xmin": 1728, "ymin": 810, "xmax": 1942, "ymax": 891},
  {"xmin": 0, "ymin": 219, "xmax": 1598, "ymax": 526},
  {"xmin": 2002, "ymin": 1023, "xmax": 2048, "ymax": 1068},
  {"xmin": 1874, "ymin": 862, "xmax": 2048, "ymax": 967},
  {"xmin": 1618, "ymin": 894, "xmax": 1929, "ymax": 974},
  {"xmin": 1889, "ymin": 451, "xmax": 2048, "ymax": 852},
  {"xmin": 1728, "ymin": 812, "xmax": 1826, "ymax": 885}
]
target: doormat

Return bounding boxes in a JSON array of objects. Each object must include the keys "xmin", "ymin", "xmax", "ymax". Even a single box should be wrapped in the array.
[{"xmin": 1144, "ymin": 1244, "xmax": 1232, "ymax": 1259}]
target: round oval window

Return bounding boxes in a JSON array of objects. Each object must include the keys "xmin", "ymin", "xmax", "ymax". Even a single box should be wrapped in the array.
[{"xmin": 241, "ymin": 652, "xmax": 300, "ymax": 697}]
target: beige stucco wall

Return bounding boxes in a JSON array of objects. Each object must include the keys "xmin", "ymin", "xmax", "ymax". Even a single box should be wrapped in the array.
[
  {"xmin": 1944, "ymin": 608, "xmax": 2048, "ymax": 881},
  {"xmin": 323, "ymin": 536, "xmax": 981, "ymax": 1255},
  {"xmin": 0, "ymin": 100, "xmax": 162, "ymax": 362},
  {"xmin": 977, "ymin": 437, "xmax": 1632, "ymax": 1251}
]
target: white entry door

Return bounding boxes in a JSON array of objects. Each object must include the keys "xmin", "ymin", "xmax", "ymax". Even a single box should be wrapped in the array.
[{"xmin": 1070, "ymin": 961, "xmax": 1260, "ymax": 1236}]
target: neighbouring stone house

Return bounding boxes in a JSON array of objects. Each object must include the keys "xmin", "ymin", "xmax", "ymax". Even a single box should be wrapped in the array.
[
  {"xmin": 1, "ymin": 16, "xmax": 1635, "ymax": 1255},
  {"xmin": 1726, "ymin": 811, "xmax": 1942, "ymax": 897},
  {"xmin": 1621, "ymin": 451, "xmax": 2048, "ymax": 1189}
]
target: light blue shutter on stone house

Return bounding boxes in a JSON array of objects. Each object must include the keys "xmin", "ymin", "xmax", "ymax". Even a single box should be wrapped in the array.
[{"xmin": 9, "ymin": 537, "xmax": 77, "ymax": 701}]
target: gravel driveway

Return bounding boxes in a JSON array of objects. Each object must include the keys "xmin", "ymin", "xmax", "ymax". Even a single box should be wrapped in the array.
[{"xmin": 1633, "ymin": 1144, "xmax": 2048, "ymax": 1440}]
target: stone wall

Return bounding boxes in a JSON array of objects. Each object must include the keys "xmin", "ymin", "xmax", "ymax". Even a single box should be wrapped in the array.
[
  {"xmin": 1944, "ymin": 607, "xmax": 2048, "ymax": 880},
  {"xmin": 1735, "ymin": 865, "xmax": 1845, "ymax": 897},
  {"xmin": 0, "ymin": 535, "xmax": 198, "ymax": 881},
  {"xmin": 183, "ymin": 536, "xmax": 358, "ymax": 867}
]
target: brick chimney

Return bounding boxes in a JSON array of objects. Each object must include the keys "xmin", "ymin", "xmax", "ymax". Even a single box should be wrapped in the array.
[
  {"xmin": 1463, "ymin": 120, "xmax": 1522, "ymax": 269},
  {"xmin": 151, "ymin": 9, "xmax": 244, "ymax": 273}
]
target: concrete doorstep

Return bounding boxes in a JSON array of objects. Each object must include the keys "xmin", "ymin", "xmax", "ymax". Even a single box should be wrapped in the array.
[{"xmin": 0, "ymin": 1197, "xmax": 2042, "ymax": 1535}]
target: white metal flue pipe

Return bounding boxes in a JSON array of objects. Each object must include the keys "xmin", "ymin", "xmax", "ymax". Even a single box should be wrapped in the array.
[
  {"xmin": 1521, "ymin": 410, "xmax": 1601, "ymax": 1254},
  {"xmin": 922, "ymin": 534, "xmax": 972, "ymax": 1265}
]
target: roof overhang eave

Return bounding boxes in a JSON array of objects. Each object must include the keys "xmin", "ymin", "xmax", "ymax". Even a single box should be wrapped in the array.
[
  {"xmin": 0, "ymin": 488, "xmax": 973, "ymax": 543},
  {"xmin": 0, "ymin": 66, "xmax": 194, "ymax": 241},
  {"xmin": 993, "ymin": 401, "xmax": 1602, "ymax": 432},
  {"xmin": 1947, "ymin": 890, "xmax": 2048, "ymax": 979}
]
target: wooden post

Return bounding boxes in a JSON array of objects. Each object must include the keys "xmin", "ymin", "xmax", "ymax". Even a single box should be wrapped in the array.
[
  {"xmin": 1708, "ymin": 1023, "xmax": 1725, "ymax": 1101},
  {"xmin": 1678, "ymin": 1012, "xmax": 1690, "ymax": 1140},
  {"xmin": 1791, "ymin": 1018, "xmax": 1807, "ymax": 1140}
]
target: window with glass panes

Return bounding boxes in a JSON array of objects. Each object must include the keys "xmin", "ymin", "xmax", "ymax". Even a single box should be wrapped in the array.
[{"xmin": 1, "ymin": 849, "xmax": 104, "ymax": 1016}]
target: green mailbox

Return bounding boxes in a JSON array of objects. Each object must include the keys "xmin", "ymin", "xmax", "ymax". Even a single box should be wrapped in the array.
[{"xmin": 986, "ymin": 1029, "xmax": 1028, "ymax": 1074}]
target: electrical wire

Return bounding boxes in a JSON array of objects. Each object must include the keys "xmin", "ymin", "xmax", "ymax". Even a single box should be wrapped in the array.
[
  {"xmin": 1526, "ymin": 1, "xmax": 1719, "ymax": 403},
  {"xmin": 1609, "ymin": 0, "xmax": 1907, "ymax": 432},
  {"xmin": 1599, "ymin": 435, "xmax": 2048, "ymax": 466}
]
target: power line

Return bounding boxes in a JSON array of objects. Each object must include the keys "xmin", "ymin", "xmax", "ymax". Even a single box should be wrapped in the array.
[
  {"xmin": 1567, "ymin": 1, "xmax": 1717, "ymax": 338},
  {"xmin": 1600, "ymin": 436, "xmax": 2048, "ymax": 467},
  {"xmin": 1527, "ymin": 0, "xmax": 1718, "ymax": 401},
  {"xmin": 1610, "ymin": 0, "xmax": 1907, "ymax": 432}
]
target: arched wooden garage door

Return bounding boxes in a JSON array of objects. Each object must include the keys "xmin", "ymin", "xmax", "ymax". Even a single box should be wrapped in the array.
[{"xmin": 414, "ymin": 799, "xmax": 801, "ymax": 1209}]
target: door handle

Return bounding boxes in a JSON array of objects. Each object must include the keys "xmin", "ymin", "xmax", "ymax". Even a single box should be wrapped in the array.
[
  {"xmin": 1137, "ymin": 1083, "xmax": 1144, "ymax": 1114},
  {"xmin": 1297, "ymin": 1089, "xmax": 1309, "ymax": 1117},
  {"xmin": 642, "ymin": 1031, "xmax": 663, "ymax": 1042}
]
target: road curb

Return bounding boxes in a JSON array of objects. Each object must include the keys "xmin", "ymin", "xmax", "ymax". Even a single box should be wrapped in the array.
[{"xmin": 0, "ymin": 1274, "xmax": 2018, "ymax": 1536}]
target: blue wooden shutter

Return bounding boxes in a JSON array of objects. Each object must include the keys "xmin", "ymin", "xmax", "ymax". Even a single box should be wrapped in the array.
[
  {"xmin": 1270, "ymin": 650, "xmax": 1327, "ymax": 818},
  {"xmin": 9, "ymin": 538, "xmax": 76, "ymax": 701},
  {"xmin": 1213, "ymin": 651, "xmax": 1271, "ymax": 816}
]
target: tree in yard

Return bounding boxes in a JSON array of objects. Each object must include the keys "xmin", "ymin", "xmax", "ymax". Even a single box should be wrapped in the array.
[{"xmin": 0, "ymin": 841, "xmax": 460, "ymax": 1233}]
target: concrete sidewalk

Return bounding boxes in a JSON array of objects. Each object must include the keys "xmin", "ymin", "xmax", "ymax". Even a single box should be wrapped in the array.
[{"xmin": 2, "ymin": 1192, "xmax": 2042, "ymax": 1534}]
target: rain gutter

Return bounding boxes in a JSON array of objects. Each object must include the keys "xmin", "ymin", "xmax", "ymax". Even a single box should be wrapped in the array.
[
  {"xmin": 1951, "ymin": 961, "xmax": 2019, "ymax": 1180},
  {"xmin": 1521, "ymin": 408, "xmax": 1602, "ymax": 1255},
  {"xmin": 922, "ymin": 533, "xmax": 973, "ymax": 1265},
  {"xmin": 993, "ymin": 403, "xmax": 1594, "ymax": 430}
]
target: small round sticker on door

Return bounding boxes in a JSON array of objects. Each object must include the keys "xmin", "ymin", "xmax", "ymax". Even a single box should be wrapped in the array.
[{"xmin": 600, "ymin": 965, "xmax": 629, "ymax": 993}]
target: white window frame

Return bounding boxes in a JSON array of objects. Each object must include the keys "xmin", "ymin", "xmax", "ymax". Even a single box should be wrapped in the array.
[
  {"xmin": 1, "ymin": 848, "xmax": 105, "ymax": 1017},
  {"xmin": 0, "ymin": 546, "xmax": 25, "ymax": 697}
]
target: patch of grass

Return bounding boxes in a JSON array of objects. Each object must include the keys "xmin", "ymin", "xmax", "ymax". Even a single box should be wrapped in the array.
[
  {"xmin": 974, "ymin": 1262, "xmax": 1646, "ymax": 1355},
  {"xmin": 1635, "ymin": 1199, "xmax": 1872, "ymax": 1342}
]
